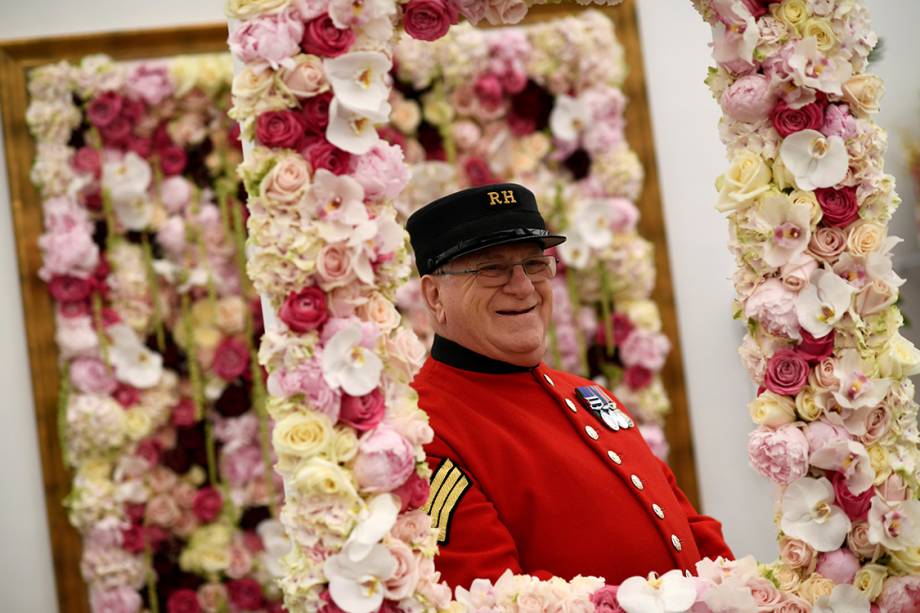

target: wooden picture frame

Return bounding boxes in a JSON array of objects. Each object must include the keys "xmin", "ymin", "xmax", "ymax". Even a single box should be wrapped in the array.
[{"xmin": 0, "ymin": 3, "xmax": 697, "ymax": 610}]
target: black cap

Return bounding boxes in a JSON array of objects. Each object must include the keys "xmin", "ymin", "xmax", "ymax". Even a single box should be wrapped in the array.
[{"xmin": 406, "ymin": 182, "xmax": 566, "ymax": 276}]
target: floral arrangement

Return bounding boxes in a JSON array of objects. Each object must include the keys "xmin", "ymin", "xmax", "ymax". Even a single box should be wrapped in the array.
[
  {"xmin": 27, "ymin": 53, "xmax": 293, "ymax": 612},
  {"xmin": 908, "ymin": 137, "xmax": 920, "ymax": 244},
  {"xmin": 689, "ymin": 0, "xmax": 920, "ymax": 610},
  {"xmin": 387, "ymin": 12, "xmax": 673, "ymax": 455}
]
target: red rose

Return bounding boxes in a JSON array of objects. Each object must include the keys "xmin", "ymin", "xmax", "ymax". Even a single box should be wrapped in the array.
[
  {"xmin": 797, "ymin": 328, "xmax": 835, "ymax": 364},
  {"xmin": 393, "ymin": 471, "xmax": 430, "ymax": 511},
  {"xmin": 48, "ymin": 275, "xmax": 93, "ymax": 303},
  {"xmin": 764, "ymin": 349, "xmax": 809, "ymax": 396},
  {"xmin": 153, "ymin": 123, "xmax": 173, "ymax": 150},
  {"xmin": 255, "ymin": 110, "xmax": 305, "ymax": 149},
  {"xmin": 508, "ymin": 113, "xmax": 536, "ymax": 137},
  {"xmin": 463, "ymin": 156, "xmax": 494, "ymax": 186},
  {"xmin": 135, "ymin": 439, "xmax": 161, "ymax": 465},
  {"xmin": 159, "ymin": 145, "xmax": 187, "ymax": 176},
  {"xmin": 171, "ymin": 397, "xmax": 197, "ymax": 427},
  {"xmin": 306, "ymin": 139, "xmax": 352, "ymax": 175},
  {"xmin": 212, "ymin": 337, "xmax": 251, "ymax": 381},
  {"xmin": 510, "ymin": 81, "xmax": 554, "ymax": 130},
  {"xmin": 127, "ymin": 136, "xmax": 153, "ymax": 158},
  {"xmin": 121, "ymin": 524, "xmax": 145, "ymax": 554},
  {"xmin": 86, "ymin": 91, "xmax": 124, "ymax": 128},
  {"xmin": 125, "ymin": 503, "xmax": 146, "ymax": 523},
  {"xmin": 300, "ymin": 91, "xmax": 333, "ymax": 132},
  {"xmin": 192, "ymin": 487, "xmax": 223, "ymax": 522},
  {"xmin": 242, "ymin": 531, "xmax": 264, "ymax": 553},
  {"xmin": 279, "ymin": 286, "xmax": 329, "ymax": 333},
  {"xmin": 229, "ymin": 122, "xmax": 242, "ymax": 150},
  {"xmin": 595, "ymin": 312, "xmax": 634, "ymax": 346},
  {"xmin": 301, "ymin": 15, "xmax": 355, "ymax": 58},
  {"xmin": 815, "ymin": 187, "xmax": 859, "ymax": 228},
  {"xmin": 624, "ymin": 365, "xmax": 653, "ymax": 391},
  {"xmin": 340, "ymin": 389, "xmax": 386, "ymax": 431},
  {"xmin": 319, "ymin": 591, "xmax": 348, "ymax": 613},
  {"xmin": 99, "ymin": 116, "xmax": 132, "ymax": 146},
  {"xmin": 378, "ymin": 126, "xmax": 408, "ymax": 151},
  {"xmin": 474, "ymin": 73, "xmax": 504, "ymax": 110},
  {"xmin": 71, "ymin": 147, "xmax": 102, "ymax": 177},
  {"xmin": 227, "ymin": 578, "xmax": 263, "ymax": 611},
  {"xmin": 114, "ymin": 384, "xmax": 141, "ymax": 408},
  {"xmin": 83, "ymin": 189, "xmax": 103, "ymax": 211},
  {"xmin": 591, "ymin": 585, "xmax": 625, "ymax": 613},
  {"xmin": 771, "ymin": 100, "xmax": 824, "ymax": 137},
  {"xmin": 120, "ymin": 97, "xmax": 146, "ymax": 123},
  {"xmin": 101, "ymin": 307, "xmax": 121, "ymax": 326},
  {"xmin": 830, "ymin": 471, "xmax": 872, "ymax": 521},
  {"xmin": 166, "ymin": 589, "xmax": 202, "ymax": 613},
  {"xmin": 403, "ymin": 0, "xmax": 458, "ymax": 42}
]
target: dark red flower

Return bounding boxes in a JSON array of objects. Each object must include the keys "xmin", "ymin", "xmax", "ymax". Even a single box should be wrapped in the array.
[
  {"xmin": 126, "ymin": 136, "xmax": 153, "ymax": 158},
  {"xmin": 624, "ymin": 365, "xmax": 653, "ymax": 391},
  {"xmin": 301, "ymin": 91, "xmax": 333, "ymax": 132},
  {"xmin": 403, "ymin": 0, "xmax": 459, "ymax": 42},
  {"xmin": 227, "ymin": 578, "xmax": 263, "ymax": 611},
  {"xmin": 463, "ymin": 156, "xmax": 495, "ymax": 186},
  {"xmin": 159, "ymin": 145, "xmax": 188, "ymax": 176},
  {"xmin": 796, "ymin": 328, "xmax": 835, "ymax": 364},
  {"xmin": 71, "ymin": 147, "xmax": 102, "ymax": 177},
  {"xmin": 166, "ymin": 589, "xmax": 202, "ymax": 613},
  {"xmin": 212, "ymin": 337, "xmax": 251, "ymax": 381},
  {"xmin": 764, "ymin": 349, "xmax": 809, "ymax": 396},
  {"xmin": 771, "ymin": 99, "xmax": 825, "ymax": 137},
  {"xmin": 815, "ymin": 187, "xmax": 859, "ymax": 228},
  {"xmin": 113, "ymin": 384, "xmax": 141, "ymax": 408},
  {"xmin": 255, "ymin": 110, "xmax": 305, "ymax": 149},
  {"xmin": 99, "ymin": 116, "xmax": 132, "ymax": 146},
  {"xmin": 171, "ymin": 397, "xmax": 197, "ymax": 427},
  {"xmin": 393, "ymin": 471, "xmax": 430, "ymax": 511},
  {"xmin": 120, "ymin": 97, "xmax": 146, "ymax": 123},
  {"xmin": 48, "ymin": 275, "xmax": 93, "ymax": 303},
  {"xmin": 301, "ymin": 15, "xmax": 355, "ymax": 58},
  {"xmin": 279, "ymin": 286, "xmax": 329, "ymax": 333},
  {"xmin": 830, "ymin": 470, "xmax": 873, "ymax": 521},
  {"xmin": 305, "ymin": 139, "xmax": 351, "ymax": 175},
  {"xmin": 192, "ymin": 487, "xmax": 223, "ymax": 523},
  {"xmin": 135, "ymin": 439, "xmax": 161, "ymax": 465},
  {"xmin": 86, "ymin": 91, "xmax": 124, "ymax": 128}
]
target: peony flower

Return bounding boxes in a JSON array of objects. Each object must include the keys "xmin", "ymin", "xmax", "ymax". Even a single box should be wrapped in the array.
[
  {"xmin": 620, "ymin": 330, "xmax": 670, "ymax": 371},
  {"xmin": 867, "ymin": 497, "xmax": 920, "ymax": 551},
  {"xmin": 815, "ymin": 549, "xmax": 861, "ymax": 585},
  {"xmin": 795, "ymin": 268, "xmax": 854, "ymax": 338},
  {"xmin": 324, "ymin": 544, "xmax": 397, "ymax": 613},
  {"xmin": 745, "ymin": 279, "xmax": 801, "ymax": 339},
  {"xmin": 108, "ymin": 324, "xmax": 163, "ymax": 388},
  {"xmin": 809, "ymin": 439, "xmax": 875, "ymax": 495},
  {"xmin": 353, "ymin": 426, "xmax": 414, "ymax": 493},
  {"xmin": 616, "ymin": 569, "xmax": 697, "ymax": 613},
  {"xmin": 350, "ymin": 142, "xmax": 409, "ymax": 201},
  {"xmin": 324, "ymin": 52, "xmax": 391, "ymax": 116},
  {"xmin": 756, "ymin": 191, "xmax": 811, "ymax": 267},
  {"xmin": 326, "ymin": 98, "xmax": 388, "ymax": 155},
  {"xmin": 320, "ymin": 322, "xmax": 383, "ymax": 396},
  {"xmin": 779, "ymin": 129, "xmax": 848, "ymax": 191},
  {"xmin": 227, "ymin": 9, "xmax": 304, "ymax": 70},
  {"xmin": 812, "ymin": 583, "xmax": 870, "ymax": 613},
  {"xmin": 748, "ymin": 424, "xmax": 809, "ymax": 485},
  {"xmin": 721, "ymin": 73, "xmax": 776, "ymax": 123},
  {"xmin": 780, "ymin": 477, "xmax": 851, "ymax": 552},
  {"xmin": 876, "ymin": 575, "xmax": 920, "ymax": 613}
]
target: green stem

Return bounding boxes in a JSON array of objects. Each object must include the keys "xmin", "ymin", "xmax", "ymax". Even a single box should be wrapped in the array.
[
  {"xmin": 143, "ymin": 538, "xmax": 160, "ymax": 613},
  {"xmin": 204, "ymin": 419, "xmax": 218, "ymax": 487},
  {"xmin": 180, "ymin": 293, "xmax": 205, "ymax": 421},
  {"xmin": 100, "ymin": 189, "xmax": 119, "ymax": 254},
  {"xmin": 140, "ymin": 234, "xmax": 166, "ymax": 353},
  {"xmin": 598, "ymin": 262, "xmax": 615, "ymax": 357}
]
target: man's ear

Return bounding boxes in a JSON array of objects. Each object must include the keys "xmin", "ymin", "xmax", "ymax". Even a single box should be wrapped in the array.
[{"xmin": 420, "ymin": 275, "xmax": 447, "ymax": 325}]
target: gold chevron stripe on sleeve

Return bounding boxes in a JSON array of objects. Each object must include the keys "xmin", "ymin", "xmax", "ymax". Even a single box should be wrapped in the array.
[{"xmin": 423, "ymin": 459, "xmax": 471, "ymax": 544}]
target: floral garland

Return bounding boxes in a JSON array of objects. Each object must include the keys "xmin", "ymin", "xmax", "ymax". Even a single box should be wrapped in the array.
[
  {"xmin": 27, "ymin": 53, "xmax": 292, "ymax": 613},
  {"xmin": 690, "ymin": 0, "xmax": 920, "ymax": 610},
  {"xmin": 386, "ymin": 12, "xmax": 672, "ymax": 456}
]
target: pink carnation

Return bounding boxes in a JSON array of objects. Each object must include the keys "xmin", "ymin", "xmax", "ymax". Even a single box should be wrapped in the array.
[
  {"xmin": 350, "ymin": 142, "xmax": 410, "ymax": 201},
  {"xmin": 747, "ymin": 424, "xmax": 809, "ymax": 485},
  {"xmin": 353, "ymin": 426, "xmax": 415, "ymax": 493},
  {"xmin": 228, "ymin": 9, "xmax": 304, "ymax": 69}
]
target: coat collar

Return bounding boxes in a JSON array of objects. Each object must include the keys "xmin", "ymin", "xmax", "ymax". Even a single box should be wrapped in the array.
[{"xmin": 430, "ymin": 335, "xmax": 534, "ymax": 374}]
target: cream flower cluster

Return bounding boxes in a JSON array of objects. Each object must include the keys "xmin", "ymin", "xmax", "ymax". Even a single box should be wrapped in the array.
[{"xmin": 694, "ymin": 0, "xmax": 920, "ymax": 610}]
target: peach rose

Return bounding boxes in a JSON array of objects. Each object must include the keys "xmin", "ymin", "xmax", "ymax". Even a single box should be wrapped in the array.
[
  {"xmin": 216, "ymin": 296, "xmax": 248, "ymax": 335},
  {"xmin": 261, "ymin": 153, "xmax": 311, "ymax": 206},
  {"xmin": 146, "ymin": 494, "xmax": 181, "ymax": 527},
  {"xmin": 278, "ymin": 54, "xmax": 328, "ymax": 99},
  {"xmin": 842, "ymin": 74, "xmax": 884, "ymax": 116},
  {"xmin": 779, "ymin": 537, "xmax": 817, "ymax": 573},
  {"xmin": 383, "ymin": 539, "xmax": 420, "ymax": 600},
  {"xmin": 316, "ymin": 243, "xmax": 356, "ymax": 289},
  {"xmin": 359, "ymin": 292, "xmax": 401, "ymax": 333},
  {"xmin": 846, "ymin": 221, "xmax": 885, "ymax": 256},
  {"xmin": 846, "ymin": 521, "xmax": 882, "ymax": 559}
]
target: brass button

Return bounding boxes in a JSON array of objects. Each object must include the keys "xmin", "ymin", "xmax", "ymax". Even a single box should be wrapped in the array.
[
  {"xmin": 653, "ymin": 504, "xmax": 664, "ymax": 519},
  {"xmin": 607, "ymin": 450, "xmax": 622, "ymax": 464},
  {"xmin": 564, "ymin": 398, "xmax": 577, "ymax": 413},
  {"xmin": 585, "ymin": 425, "xmax": 599, "ymax": 440},
  {"xmin": 671, "ymin": 534, "xmax": 682, "ymax": 551},
  {"xmin": 543, "ymin": 373, "xmax": 554, "ymax": 386},
  {"xmin": 630, "ymin": 474, "xmax": 643, "ymax": 490}
]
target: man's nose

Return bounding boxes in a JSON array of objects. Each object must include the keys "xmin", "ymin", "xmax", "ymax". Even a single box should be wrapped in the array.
[{"xmin": 503, "ymin": 263, "xmax": 535, "ymax": 294}]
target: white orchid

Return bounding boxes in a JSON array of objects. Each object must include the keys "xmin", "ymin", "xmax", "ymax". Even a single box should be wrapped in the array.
[
  {"xmin": 779, "ymin": 129, "xmax": 849, "ymax": 191},
  {"xmin": 795, "ymin": 268, "xmax": 855, "ymax": 337},
  {"xmin": 549, "ymin": 94, "xmax": 590, "ymax": 144},
  {"xmin": 616, "ymin": 569, "xmax": 697, "ymax": 613},
  {"xmin": 813, "ymin": 584, "xmax": 870, "ymax": 613},
  {"xmin": 256, "ymin": 519, "xmax": 292, "ymax": 578},
  {"xmin": 108, "ymin": 323, "xmax": 163, "ymax": 388},
  {"xmin": 809, "ymin": 439, "xmax": 875, "ymax": 495},
  {"xmin": 788, "ymin": 37, "xmax": 853, "ymax": 96},
  {"xmin": 102, "ymin": 152, "xmax": 153, "ymax": 230},
  {"xmin": 557, "ymin": 224, "xmax": 591, "ymax": 270},
  {"xmin": 312, "ymin": 169, "xmax": 369, "ymax": 243},
  {"xmin": 755, "ymin": 191, "xmax": 811, "ymax": 268},
  {"xmin": 780, "ymin": 477, "xmax": 851, "ymax": 552},
  {"xmin": 573, "ymin": 199, "xmax": 616, "ymax": 251},
  {"xmin": 320, "ymin": 322, "xmax": 383, "ymax": 396},
  {"xmin": 867, "ymin": 496, "xmax": 920, "ymax": 551},
  {"xmin": 324, "ymin": 52, "xmax": 392, "ymax": 116},
  {"xmin": 323, "ymin": 543, "xmax": 397, "ymax": 613},
  {"xmin": 342, "ymin": 494, "xmax": 399, "ymax": 561},
  {"xmin": 327, "ymin": 98, "xmax": 390, "ymax": 155},
  {"xmin": 831, "ymin": 349, "xmax": 891, "ymax": 411}
]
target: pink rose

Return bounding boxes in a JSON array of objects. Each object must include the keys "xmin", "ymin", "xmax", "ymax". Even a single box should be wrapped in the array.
[
  {"xmin": 860, "ymin": 405, "xmax": 891, "ymax": 445},
  {"xmin": 808, "ymin": 226, "xmax": 848, "ymax": 263},
  {"xmin": 316, "ymin": 243, "xmax": 356, "ymax": 289},
  {"xmin": 353, "ymin": 426, "xmax": 415, "ymax": 492},
  {"xmin": 220, "ymin": 445, "xmax": 265, "ymax": 488},
  {"xmin": 192, "ymin": 487, "xmax": 223, "ymax": 522},
  {"xmin": 227, "ymin": 578, "xmax": 263, "ymax": 611},
  {"xmin": 280, "ymin": 55, "xmax": 328, "ymax": 98},
  {"xmin": 591, "ymin": 585, "xmax": 624, "ymax": 613},
  {"xmin": 747, "ymin": 424, "xmax": 809, "ymax": 485},
  {"xmin": 403, "ymin": 0, "xmax": 458, "ymax": 41},
  {"xmin": 301, "ymin": 15, "xmax": 355, "ymax": 58},
  {"xmin": 70, "ymin": 356, "xmax": 118, "ymax": 394},
  {"xmin": 339, "ymin": 389, "xmax": 386, "ymax": 431},
  {"xmin": 255, "ymin": 110, "xmax": 305, "ymax": 149},
  {"xmin": 747, "ymin": 578, "xmax": 782, "ymax": 610},
  {"xmin": 167, "ymin": 589, "xmax": 202, "ymax": 613},
  {"xmin": 279, "ymin": 286, "xmax": 329, "ymax": 333},
  {"xmin": 226, "ymin": 542, "xmax": 254, "ymax": 579},
  {"xmin": 779, "ymin": 536, "xmax": 817, "ymax": 572},
  {"xmin": 227, "ymin": 9, "xmax": 304, "ymax": 68},
  {"xmin": 392, "ymin": 471, "xmax": 431, "ymax": 512},
  {"xmin": 721, "ymin": 74, "xmax": 776, "ymax": 123},
  {"xmin": 781, "ymin": 252, "xmax": 819, "ymax": 292},
  {"xmin": 812, "ymin": 357, "xmax": 839, "ymax": 389},
  {"xmin": 91, "ymin": 586, "xmax": 142, "ymax": 613},
  {"xmin": 775, "ymin": 595, "xmax": 811, "ymax": 613},
  {"xmin": 305, "ymin": 138, "xmax": 351, "ymax": 175},
  {"xmin": 771, "ymin": 100, "xmax": 825, "ymax": 137},
  {"xmin": 86, "ymin": 91, "xmax": 123, "ymax": 128},
  {"xmin": 160, "ymin": 176, "xmax": 193, "ymax": 213},
  {"xmin": 72, "ymin": 146, "xmax": 102, "ymax": 177},
  {"xmin": 125, "ymin": 62, "xmax": 173, "ymax": 105},
  {"xmin": 876, "ymin": 575, "xmax": 920, "ymax": 613},
  {"xmin": 350, "ymin": 143, "xmax": 410, "ymax": 201},
  {"xmin": 146, "ymin": 494, "xmax": 182, "ymax": 527},
  {"xmin": 620, "ymin": 330, "xmax": 670, "ymax": 371},
  {"xmin": 383, "ymin": 539, "xmax": 420, "ymax": 600},
  {"xmin": 815, "ymin": 548, "xmax": 860, "ymax": 583},
  {"xmin": 455, "ymin": 0, "xmax": 485, "ymax": 24},
  {"xmin": 483, "ymin": 0, "xmax": 527, "ymax": 25},
  {"xmin": 830, "ymin": 470, "xmax": 873, "ymax": 521},
  {"xmin": 815, "ymin": 187, "xmax": 859, "ymax": 228},
  {"xmin": 211, "ymin": 337, "xmax": 250, "ymax": 381},
  {"xmin": 474, "ymin": 73, "xmax": 504, "ymax": 109},
  {"xmin": 392, "ymin": 510, "xmax": 432, "ymax": 546},
  {"xmin": 846, "ymin": 521, "xmax": 881, "ymax": 559},
  {"xmin": 764, "ymin": 349, "xmax": 809, "ymax": 396},
  {"xmin": 744, "ymin": 279, "xmax": 800, "ymax": 339}
]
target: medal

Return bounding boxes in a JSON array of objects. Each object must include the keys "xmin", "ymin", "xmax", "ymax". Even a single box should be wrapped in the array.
[{"xmin": 574, "ymin": 385, "xmax": 634, "ymax": 431}]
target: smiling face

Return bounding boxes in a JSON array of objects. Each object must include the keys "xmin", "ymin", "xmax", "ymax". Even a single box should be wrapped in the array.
[{"xmin": 420, "ymin": 241, "xmax": 553, "ymax": 367}]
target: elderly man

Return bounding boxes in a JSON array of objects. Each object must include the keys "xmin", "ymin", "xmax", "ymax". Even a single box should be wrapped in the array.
[{"xmin": 406, "ymin": 183, "xmax": 732, "ymax": 589}]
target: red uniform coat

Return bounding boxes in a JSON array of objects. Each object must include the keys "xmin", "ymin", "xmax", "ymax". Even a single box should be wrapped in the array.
[{"xmin": 411, "ymin": 336, "xmax": 733, "ymax": 590}]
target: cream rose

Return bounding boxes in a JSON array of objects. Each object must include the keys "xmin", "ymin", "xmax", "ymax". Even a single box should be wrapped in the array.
[
  {"xmin": 422, "ymin": 92, "xmax": 454, "ymax": 127},
  {"xmin": 216, "ymin": 296, "xmax": 248, "ymax": 336},
  {"xmin": 226, "ymin": 0, "xmax": 289, "ymax": 19},
  {"xmin": 277, "ymin": 54, "xmax": 328, "ymax": 99},
  {"xmin": 391, "ymin": 98, "xmax": 421, "ymax": 134},
  {"xmin": 775, "ymin": 0, "xmax": 808, "ymax": 30},
  {"xmin": 331, "ymin": 425, "xmax": 359, "ymax": 463},
  {"xmin": 387, "ymin": 327, "xmax": 428, "ymax": 380},
  {"xmin": 292, "ymin": 457, "xmax": 357, "ymax": 497},
  {"xmin": 794, "ymin": 387, "xmax": 826, "ymax": 421},
  {"xmin": 846, "ymin": 221, "xmax": 885, "ymax": 256},
  {"xmin": 620, "ymin": 300, "xmax": 662, "ymax": 332},
  {"xmin": 843, "ymin": 74, "xmax": 884, "ymax": 116},
  {"xmin": 771, "ymin": 563, "xmax": 802, "ymax": 592},
  {"xmin": 261, "ymin": 153, "xmax": 311, "ymax": 206},
  {"xmin": 383, "ymin": 539, "xmax": 420, "ymax": 600},
  {"xmin": 232, "ymin": 65, "xmax": 275, "ymax": 101},
  {"xmin": 788, "ymin": 190, "xmax": 823, "ymax": 229},
  {"xmin": 771, "ymin": 156, "xmax": 798, "ymax": 192},
  {"xmin": 802, "ymin": 18, "xmax": 836, "ymax": 51},
  {"xmin": 360, "ymin": 292, "xmax": 402, "ymax": 333},
  {"xmin": 124, "ymin": 410, "xmax": 152, "ymax": 440},
  {"xmin": 852, "ymin": 564, "xmax": 887, "ymax": 601},
  {"xmin": 749, "ymin": 391, "xmax": 797, "ymax": 426},
  {"xmin": 273, "ymin": 413, "xmax": 334, "ymax": 472},
  {"xmin": 717, "ymin": 150, "xmax": 772, "ymax": 212},
  {"xmin": 796, "ymin": 573, "xmax": 834, "ymax": 604},
  {"xmin": 888, "ymin": 547, "xmax": 920, "ymax": 575},
  {"xmin": 878, "ymin": 333, "xmax": 920, "ymax": 379}
]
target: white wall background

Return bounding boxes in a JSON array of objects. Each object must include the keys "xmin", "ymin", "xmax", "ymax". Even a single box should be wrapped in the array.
[{"xmin": 0, "ymin": 1, "xmax": 918, "ymax": 610}]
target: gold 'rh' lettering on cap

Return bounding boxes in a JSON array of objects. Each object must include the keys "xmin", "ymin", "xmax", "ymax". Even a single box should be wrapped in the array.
[{"xmin": 487, "ymin": 190, "xmax": 517, "ymax": 206}]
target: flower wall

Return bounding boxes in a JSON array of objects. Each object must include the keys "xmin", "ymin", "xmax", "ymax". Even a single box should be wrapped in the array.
[
  {"xmin": 27, "ymin": 53, "xmax": 292, "ymax": 613},
  {"xmin": 387, "ymin": 12, "xmax": 672, "ymax": 456}
]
